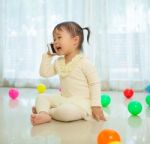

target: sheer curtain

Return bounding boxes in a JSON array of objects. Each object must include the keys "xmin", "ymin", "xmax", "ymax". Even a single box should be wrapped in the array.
[{"xmin": 0, "ymin": 0, "xmax": 150, "ymax": 91}]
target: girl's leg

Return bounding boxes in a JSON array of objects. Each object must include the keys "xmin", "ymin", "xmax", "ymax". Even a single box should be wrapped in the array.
[
  {"xmin": 35, "ymin": 94, "xmax": 51, "ymax": 113},
  {"xmin": 49, "ymin": 103, "xmax": 86, "ymax": 122},
  {"xmin": 31, "ymin": 95, "xmax": 51, "ymax": 125}
]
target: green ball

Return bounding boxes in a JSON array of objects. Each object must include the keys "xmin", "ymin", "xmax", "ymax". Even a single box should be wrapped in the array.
[
  {"xmin": 145, "ymin": 95, "xmax": 150, "ymax": 106},
  {"xmin": 101, "ymin": 94, "xmax": 111, "ymax": 107},
  {"xmin": 128, "ymin": 101, "xmax": 142, "ymax": 116}
]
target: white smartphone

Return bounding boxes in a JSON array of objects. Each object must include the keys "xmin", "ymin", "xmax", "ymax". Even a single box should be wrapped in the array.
[{"xmin": 47, "ymin": 43, "xmax": 56, "ymax": 54}]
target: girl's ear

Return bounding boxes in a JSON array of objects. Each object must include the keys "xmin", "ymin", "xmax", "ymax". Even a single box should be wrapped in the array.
[{"xmin": 73, "ymin": 36, "xmax": 80, "ymax": 46}]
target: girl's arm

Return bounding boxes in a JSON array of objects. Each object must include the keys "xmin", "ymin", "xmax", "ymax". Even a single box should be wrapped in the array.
[
  {"xmin": 82, "ymin": 59, "xmax": 106, "ymax": 121},
  {"xmin": 39, "ymin": 53, "xmax": 57, "ymax": 77},
  {"xmin": 82, "ymin": 59, "xmax": 101, "ymax": 106}
]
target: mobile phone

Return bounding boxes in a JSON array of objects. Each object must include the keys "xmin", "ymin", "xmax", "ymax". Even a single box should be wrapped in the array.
[{"xmin": 47, "ymin": 43, "xmax": 56, "ymax": 54}]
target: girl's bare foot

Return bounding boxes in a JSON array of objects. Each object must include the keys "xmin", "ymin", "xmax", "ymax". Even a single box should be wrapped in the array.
[
  {"xmin": 32, "ymin": 106, "xmax": 37, "ymax": 114},
  {"xmin": 31, "ymin": 112, "xmax": 51, "ymax": 126}
]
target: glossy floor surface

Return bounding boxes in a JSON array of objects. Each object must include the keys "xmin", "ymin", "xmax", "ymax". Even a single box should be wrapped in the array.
[{"xmin": 0, "ymin": 88, "xmax": 150, "ymax": 144}]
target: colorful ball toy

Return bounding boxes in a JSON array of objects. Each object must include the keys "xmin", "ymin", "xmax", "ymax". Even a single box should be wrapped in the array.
[
  {"xmin": 37, "ymin": 83, "xmax": 46, "ymax": 93},
  {"xmin": 8, "ymin": 88, "xmax": 19, "ymax": 100},
  {"xmin": 108, "ymin": 142, "xmax": 122, "ymax": 144},
  {"xmin": 145, "ymin": 85, "xmax": 150, "ymax": 93},
  {"xmin": 145, "ymin": 94, "xmax": 150, "ymax": 106},
  {"xmin": 101, "ymin": 94, "xmax": 111, "ymax": 107},
  {"xmin": 128, "ymin": 101, "xmax": 142, "ymax": 116},
  {"xmin": 59, "ymin": 88, "xmax": 61, "ymax": 92},
  {"xmin": 97, "ymin": 129, "xmax": 121, "ymax": 144},
  {"xmin": 123, "ymin": 88, "xmax": 134, "ymax": 99}
]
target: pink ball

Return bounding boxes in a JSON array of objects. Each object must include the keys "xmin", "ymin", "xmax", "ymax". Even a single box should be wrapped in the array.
[
  {"xmin": 9, "ymin": 88, "xmax": 19, "ymax": 100},
  {"xmin": 58, "ymin": 88, "xmax": 61, "ymax": 92}
]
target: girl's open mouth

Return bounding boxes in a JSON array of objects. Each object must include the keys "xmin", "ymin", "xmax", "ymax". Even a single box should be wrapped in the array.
[{"xmin": 56, "ymin": 47, "xmax": 61, "ymax": 51}]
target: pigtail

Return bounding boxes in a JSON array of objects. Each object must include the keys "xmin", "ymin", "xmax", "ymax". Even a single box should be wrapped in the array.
[{"xmin": 82, "ymin": 27, "xmax": 90, "ymax": 43}]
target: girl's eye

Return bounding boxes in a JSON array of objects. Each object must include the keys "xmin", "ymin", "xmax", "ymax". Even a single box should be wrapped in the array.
[{"xmin": 58, "ymin": 36, "xmax": 61, "ymax": 39}]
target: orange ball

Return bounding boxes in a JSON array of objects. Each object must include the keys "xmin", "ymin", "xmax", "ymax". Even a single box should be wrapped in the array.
[{"xmin": 97, "ymin": 129, "xmax": 121, "ymax": 144}]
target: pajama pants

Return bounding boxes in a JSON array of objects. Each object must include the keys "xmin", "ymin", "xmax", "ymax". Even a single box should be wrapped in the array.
[{"xmin": 35, "ymin": 94, "xmax": 92, "ymax": 122}]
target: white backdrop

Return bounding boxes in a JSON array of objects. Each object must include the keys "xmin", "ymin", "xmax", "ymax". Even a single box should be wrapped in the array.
[{"xmin": 0, "ymin": 0, "xmax": 150, "ymax": 91}]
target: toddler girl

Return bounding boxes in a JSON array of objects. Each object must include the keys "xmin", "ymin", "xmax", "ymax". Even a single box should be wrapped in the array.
[{"xmin": 31, "ymin": 21, "xmax": 106, "ymax": 125}]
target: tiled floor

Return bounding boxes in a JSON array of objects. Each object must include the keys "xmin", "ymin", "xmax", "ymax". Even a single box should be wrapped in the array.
[{"xmin": 0, "ymin": 87, "xmax": 150, "ymax": 144}]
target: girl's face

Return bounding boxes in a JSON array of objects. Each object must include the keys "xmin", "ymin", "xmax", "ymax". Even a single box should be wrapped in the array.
[{"xmin": 53, "ymin": 28, "xmax": 79, "ymax": 56}]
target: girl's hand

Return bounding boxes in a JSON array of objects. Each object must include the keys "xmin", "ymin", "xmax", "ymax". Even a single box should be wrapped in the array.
[
  {"xmin": 47, "ymin": 51, "xmax": 52, "ymax": 56},
  {"xmin": 91, "ymin": 106, "xmax": 106, "ymax": 121},
  {"xmin": 47, "ymin": 51, "xmax": 56, "ymax": 56}
]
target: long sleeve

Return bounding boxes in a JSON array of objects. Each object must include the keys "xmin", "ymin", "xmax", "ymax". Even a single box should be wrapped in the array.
[
  {"xmin": 82, "ymin": 59, "xmax": 101, "ymax": 107},
  {"xmin": 39, "ymin": 53, "xmax": 57, "ymax": 77}
]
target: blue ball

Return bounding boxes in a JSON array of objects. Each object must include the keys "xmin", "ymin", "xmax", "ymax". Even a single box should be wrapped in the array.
[{"xmin": 146, "ymin": 85, "xmax": 150, "ymax": 93}]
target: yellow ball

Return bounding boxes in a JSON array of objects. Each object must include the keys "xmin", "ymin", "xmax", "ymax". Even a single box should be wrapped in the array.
[
  {"xmin": 109, "ymin": 142, "xmax": 122, "ymax": 144},
  {"xmin": 37, "ymin": 83, "xmax": 46, "ymax": 93}
]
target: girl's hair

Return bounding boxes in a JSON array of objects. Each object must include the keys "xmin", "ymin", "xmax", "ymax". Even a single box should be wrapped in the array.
[{"xmin": 53, "ymin": 21, "xmax": 90, "ymax": 51}]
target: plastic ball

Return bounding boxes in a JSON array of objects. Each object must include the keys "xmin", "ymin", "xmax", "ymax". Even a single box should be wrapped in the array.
[
  {"xmin": 97, "ymin": 129, "xmax": 121, "ymax": 144},
  {"xmin": 37, "ymin": 83, "xmax": 46, "ymax": 93},
  {"xmin": 101, "ymin": 94, "xmax": 111, "ymax": 107},
  {"xmin": 128, "ymin": 101, "xmax": 142, "ymax": 116},
  {"xmin": 123, "ymin": 88, "xmax": 134, "ymax": 99},
  {"xmin": 108, "ymin": 142, "xmax": 122, "ymax": 144},
  {"xmin": 145, "ymin": 94, "xmax": 150, "ymax": 106},
  {"xmin": 59, "ymin": 88, "xmax": 61, "ymax": 92},
  {"xmin": 8, "ymin": 88, "xmax": 19, "ymax": 100},
  {"xmin": 145, "ymin": 85, "xmax": 150, "ymax": 93}
]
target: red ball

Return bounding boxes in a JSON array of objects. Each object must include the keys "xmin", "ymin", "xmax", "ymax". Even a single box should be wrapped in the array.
[{"xmin": 123, "ymin": 88, "xmax": 134, "ymax": 99}]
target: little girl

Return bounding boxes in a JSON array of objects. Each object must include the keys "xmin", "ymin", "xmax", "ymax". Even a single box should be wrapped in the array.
[{"xmin": 31, "ymin": 21, "xmax": 106, "ymax": 125}]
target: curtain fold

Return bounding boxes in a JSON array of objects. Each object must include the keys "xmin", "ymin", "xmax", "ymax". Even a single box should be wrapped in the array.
[{"xmin": 0, "ymin": 0, "xmax": 150, "ymax": 91}]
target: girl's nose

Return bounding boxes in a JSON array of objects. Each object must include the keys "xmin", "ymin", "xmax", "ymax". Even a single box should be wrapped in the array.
[
  {"xmin": 54, "ymin": 41, "xmax": 57, "ymax": 45},
  {"xmin": 54, "ymin": 41, "xmax": 59, "ymax": 47}
]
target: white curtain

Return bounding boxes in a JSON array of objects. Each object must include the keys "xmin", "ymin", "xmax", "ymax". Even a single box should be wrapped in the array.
[{"xmin": 0, "ymin": 0, "xmax": 150, "ymax": 91}]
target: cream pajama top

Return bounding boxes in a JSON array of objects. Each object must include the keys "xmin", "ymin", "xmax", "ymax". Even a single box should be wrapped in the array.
[{"xmin": 39, "ymin": 53, "xmax": 101, "ymax": 116}]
